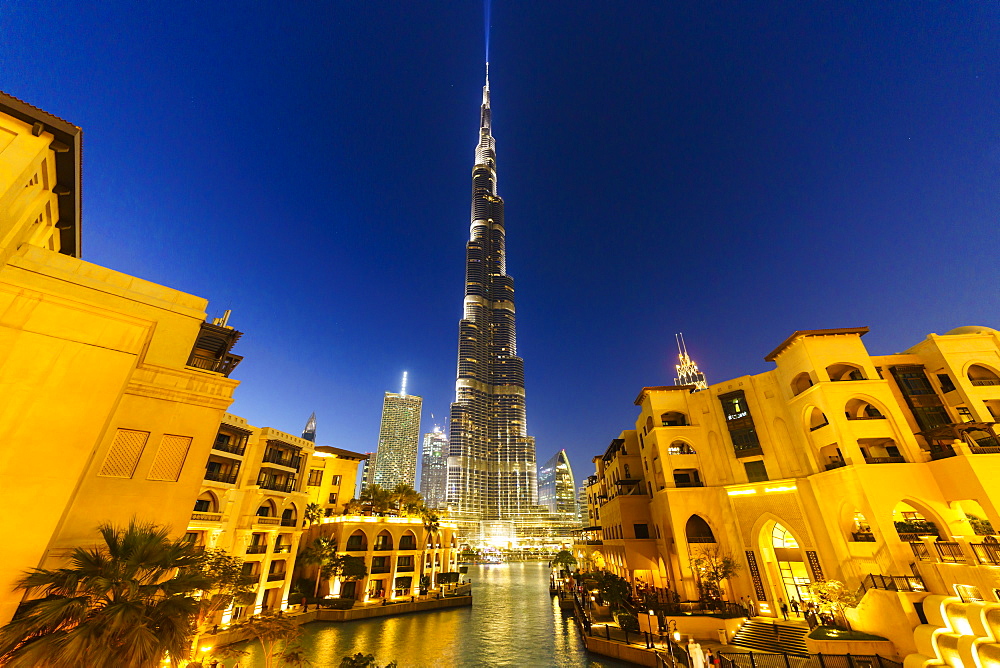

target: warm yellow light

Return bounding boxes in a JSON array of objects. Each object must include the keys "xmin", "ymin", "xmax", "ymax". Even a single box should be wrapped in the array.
[
  {"xmin": 727, "ymin": 489, "xmax": 756, "ymax": 496},
  {"xmin": 764, "ymin": 486, "xmax": 796, "ymax": 493},
  {"xmin": 200, "ymin": 646, "xmax": 212, "ymax": 652},
  {"xmin": 672, "ymin": 631, "xmax": 681, "ymax": 641}
]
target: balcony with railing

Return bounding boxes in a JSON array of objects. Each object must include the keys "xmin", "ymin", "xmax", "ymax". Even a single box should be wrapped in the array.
[
  {"xmin": 257, "ymin": 479, "xmax": 295, "ymax": 493},
  {"xmin": 187, "ymin": 351, "xmax": 243, "ymax": 376},
  {"xmin": 972, "ymin": 542, "xmax": 1000, "ymax": 565},
  {"xmin": 254, "ymin": 516, "xmax": 281, "ymax": 526},
  {"xmin": 858, "ymin": 573, "xmax": 926, "ymax": 593},
  {"xmin": 909, "ymin": 541, "xmax": 932, "ymax": 561},
  {"xmin": 371, "ymin": 565, "xmax": 391, "ymax": 574},
  {"xmin": 396, "ymin": 565, "xmax": 415, "ymax": 573},
  {"xmin": 262, "ymin": 450, "xmax": 303, "ymax": 470},
  {"xmin": 864, "ymin": 456, "xmax": 906, "ymax": 464},
  {"xmin": 929, "ymin": 446, "xmax": 957, "ymax": 460},
  {"xmin": 851, "ymin": 531, "xmax": 876, "ymax": 542},
  {"xmin": 204, "ymin": 469, "xmax": 238, "ymax": 484},
  {"xmin": 280, "ymin": 517, "xmax": 299, "ymax": 527},
  {"xmin": 935, "ymin": 541, "xmax": 967, "ymax": 563},
  {"xmin": 687, "ymin": 536, "xmax": 716, "ymax": 543},
  {"xmin": 273, "ymin": 544, "xmax": 292, "ymax": 554},
  {"xmin": 191, "ymin": 512, "xmax": 223, "ymax": 522},
  {"xmin": 970, "ymin": 379, "xmax": 1000, "ymax": 387},
  {"xmin": 213, "ymin": 439, "xmax": 246, "ymax": 457},
  {"xmin": 246, "ymin": 544, "xmax": 268, "ymax": 555},
  {"xmin": 825, "ymin": 459, "xmax": 847, "ymax": 471},
  {"xmin": 266, "ymin": 572, "xmax": 286, "ymax": 582}
]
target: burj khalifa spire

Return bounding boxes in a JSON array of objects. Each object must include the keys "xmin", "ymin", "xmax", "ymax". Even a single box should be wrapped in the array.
[{"xmin": 447, "ymin": 62, "xmax": 538, "ymax": 541}]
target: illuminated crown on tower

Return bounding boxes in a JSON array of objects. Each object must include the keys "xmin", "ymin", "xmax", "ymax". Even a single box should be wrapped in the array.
[{"xmin": 674, "ymin": 333, "xmax": 708, "ymax": 391}]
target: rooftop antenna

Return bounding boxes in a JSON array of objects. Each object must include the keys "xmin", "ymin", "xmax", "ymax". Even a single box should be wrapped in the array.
[{"xmin": 401, "ymin": 371, "xmax": 408, "ymax": 397}]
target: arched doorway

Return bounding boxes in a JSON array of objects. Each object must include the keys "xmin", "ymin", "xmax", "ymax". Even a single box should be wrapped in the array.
[{"xmin": 759, "ymin": 521, "xmax": 811, "ymax": 608}]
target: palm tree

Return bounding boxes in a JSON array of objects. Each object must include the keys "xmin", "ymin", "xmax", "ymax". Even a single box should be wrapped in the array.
[
  {"xmin": 343, "ymin": 497, "xmax": 363, "ymax": 515},
  {"xmin": 297, "ymin": 537, "xmax": 337, "ymax": 598},
  {"xmin": 230, "ymin": 610, "xmax": 301, "ymax": 668},
  {"xmin": 359, "ymin": 485, "xmax": 393, "ymax": 515},
  {"xmin": 0, "ymin": 520, "xmax": 212, "ymax": 668},
  {"xmin": 390, "ymin": 484, "xmax": 424, "ymax": 516},
  {"xmin": 304, "ymin": 502, "xmax": 323, "ymax": 525},
  {"xmin": 420, "ymin": 511, "xmax": 440, "ymax": 589}
]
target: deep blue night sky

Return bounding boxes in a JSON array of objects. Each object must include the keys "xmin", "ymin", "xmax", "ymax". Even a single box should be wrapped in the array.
[{"xmin": 3, "ymin": 2, "xmax": 997, "ymax": 482}]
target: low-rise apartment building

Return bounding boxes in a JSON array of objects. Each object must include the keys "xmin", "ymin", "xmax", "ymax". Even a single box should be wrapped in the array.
[
  {"xmin": 186, "ymin": 414, "xmax": 366, "ymax": 619},
  {"xmin": 578, "ymin": 326, "xmax": 1000, "ymax": 655}
]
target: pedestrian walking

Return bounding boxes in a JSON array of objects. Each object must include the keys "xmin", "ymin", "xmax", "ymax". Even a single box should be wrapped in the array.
[
  {"xmin": 705, "ymin": 648, "xmax": 718, "ymax": 667},
  {"xmin": 779, "ymin": 598, "xmax": 789, "ymax": 620},
  {"xmin": 791, "ymin": 599, "xmax": 800, "ymax": 617}
]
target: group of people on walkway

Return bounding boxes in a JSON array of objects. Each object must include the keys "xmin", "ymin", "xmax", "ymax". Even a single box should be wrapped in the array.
[{"xmin": 687, "ymin": 638, "xmax": 720, "ymax": 668}]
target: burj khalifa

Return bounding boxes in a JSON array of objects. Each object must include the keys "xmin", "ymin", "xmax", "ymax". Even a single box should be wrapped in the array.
[{"xmin": 446, "ymin": 64, "xmax": 540, "ymax": 543}]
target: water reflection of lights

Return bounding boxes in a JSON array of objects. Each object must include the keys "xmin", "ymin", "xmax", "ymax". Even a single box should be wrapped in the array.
[{"xmin": 232, "ymin": 563, "xmax": 632, "ymax": 667}]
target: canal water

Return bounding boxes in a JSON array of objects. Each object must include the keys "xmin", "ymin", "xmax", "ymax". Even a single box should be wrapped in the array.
[{"xmin": 234, "ymin": 562, "xmax": 636, "ymax": 667}]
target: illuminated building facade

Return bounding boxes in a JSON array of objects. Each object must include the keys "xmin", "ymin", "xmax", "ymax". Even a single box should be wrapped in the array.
[
  {"xmin": 0, "ymin": 92, "xmax": 240, "ymax": 624},
  {"xmin": 447, "ymin": 65, "xmax": 539, "ymax": 538},
  {"xmin": 301, "ymin": 412, "xmax": 317, "ymax": 442},
  {"xmin": 538, "ymin": 449, "xmax": 577, "ymax": 524},
  {"xmin": 303, "ymin": 515, "xmax": 459, "ymax": 602},
  {"xmin": 186, "ymin": 414, "xmax": 366, "ymax": 619},
  {"xmin": 374, "ymin": 374, "xmax": 422, "ymax": 489},
  {"xmin": 420, "ymin": 426, "xmax": 449, "ymax": 509},
  {"xmin": 577, "ymin": 326, "xmax": 1000, "ymax": 660},
  {"xmin": 359, "ymin": 454, "xmax": 376, "ymax": 493}
]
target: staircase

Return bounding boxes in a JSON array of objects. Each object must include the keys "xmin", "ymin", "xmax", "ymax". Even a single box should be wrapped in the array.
[{"xmin": 731, "ymin": 620, "xmax": 809, "ymax": 656}]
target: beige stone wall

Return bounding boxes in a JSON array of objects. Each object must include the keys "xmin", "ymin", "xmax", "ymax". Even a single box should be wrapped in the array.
[{"xmin": 0, "ymin": 103, "xmax": 238, "ymax": 624}]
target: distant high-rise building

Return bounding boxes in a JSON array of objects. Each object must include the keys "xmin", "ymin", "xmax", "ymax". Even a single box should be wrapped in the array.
[
  {"xmin": 301, "ymin": 412, "xmax": 317, "ymax": 442},
  {"xmin": 538, "ymin": 449, "xmax": 577, "ymax": 523},
  {"xmin": 420, "ymin": 426, "xmax": 449, "ymax": 509},
  {"xmin": 373, "ymin": 372, "xmax": 422, "ymax": 489},
  {"xmin": 577, "ymin": 483, "xmax": 589, "ymax": 526},
  {"xmin": 447, "ymin": 63, "xmax": 539, "ymax": 538},
  {"xmin": 358, "ymin": 454, "xmax": 376, "ymax": 494},
  {"xmin": 674, "ymin": 333, "xmax": 708, "ymax": 391}
]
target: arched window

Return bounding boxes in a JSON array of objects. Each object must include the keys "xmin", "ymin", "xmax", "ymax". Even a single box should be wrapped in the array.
[
  {"xmin": 968, "ymin": 365, "xmax": 1000, "ymax": 386},
  {"xmin": 791, "ymin": 373, "xmax": 813, "ymax": 396},
  {"xmin": 771, "ymin": 524, "xmax": 800, "ymax": 548},
  {"xmin": 673, "ymin": 468, "xmax": 702, "ymax": 488},
  {"xmin": 374, "ymin": 530, "xmax": 393, "ymax": 551},
  {"xmin": 346, "ymin": 530, "xmax": 368, "ymax": 551},
  {"xmin": 400, "ymin": 531, "xmax": 417, "ymax": 550},
  {"xmin": 661, "ymin": 411, "xmax": 688, "ymax": 427},
  {"xmin": 827, "ymin": 363, "xmax": 866, "ymax": 382},
  {"xmin": 685, "ymin": 515, "xmax": 715, "ymax": 543},
  {"xmin": 645, "ymin": 415, "xmax": 654, "ymax": 433},
  {"xmin": 807, "ymin": 407, "xmax": 828, "ymax": 430},
  {"xmin": 668, "ymin": 441, "xmax": 696, "ymax": 455},
  {"xmin": 845, "ymin": 397, "xmax": 884, "ymax": 420},
  {"xmin": 281, "ymin": 506, "xmax": 297, "ymax": 527},
  {"xmin": 256, "ymin": 501, "xmax": 276, "ymax": 517},
  {"xmin": 193, "ymin": 491, "xmax": 218, "ymax": 513}
]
